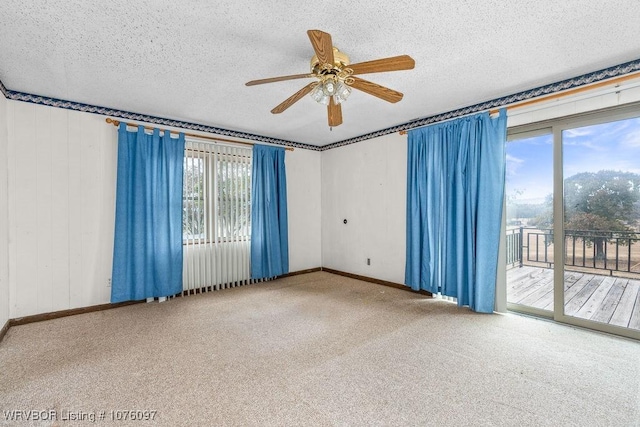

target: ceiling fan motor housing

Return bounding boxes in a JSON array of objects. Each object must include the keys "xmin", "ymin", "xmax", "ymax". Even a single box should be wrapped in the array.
[{"xmin": 310, "ymin": 47, "xmax": 350, "ymax": 75}]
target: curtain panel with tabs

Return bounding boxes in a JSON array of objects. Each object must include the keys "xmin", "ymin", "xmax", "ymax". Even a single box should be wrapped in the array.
[{"xmin": 111, "ymin": 124, "xmax": 185, "ymax": 303}]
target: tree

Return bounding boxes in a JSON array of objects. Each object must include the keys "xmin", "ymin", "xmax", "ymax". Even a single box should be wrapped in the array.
[
  {"xmin": 217, "ymin": 160, "xmax": 251, "ymax": 238},
  {"xmin": 564, "ymin": 170, "xmax": 640, "ymax": 257},
  {"xmin": 529, "ymin": 194, "xmax": 553, "ymax": 228},
  {"xmin": 183, "ymin": 157, "xmax": 206, "ymax": 239}
]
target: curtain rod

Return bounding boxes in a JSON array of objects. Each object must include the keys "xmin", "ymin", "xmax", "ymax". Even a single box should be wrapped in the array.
[
  {"xmin": 399, "ymin": 71, "xmax": 640, "ymax": 135},
  {"xmin": 105, "ymin": 118, "xmax": 294, "ymax": 151}
]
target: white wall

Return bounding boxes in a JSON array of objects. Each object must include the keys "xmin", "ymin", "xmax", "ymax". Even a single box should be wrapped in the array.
[
  {"xmin": 321, "ymin": 133, "xmax": 407, "ymax": 284},
  {"xmin": 286, "ymin": 147, "xmax": 322, "ymax": 272},
  {"xmin": 7, "ymin": 102, "xmax": 117, "ymax": 318},
  {"xmin": 320, "ymin": 81, "xmax": 640, "ymax": 288},
  {"xmin": 0, "ymin": 93, "xmax": 9, "ymax": 327},
  {"xmin": 3, "ymin": 100, "xmax": 323, "ymax": 318},
  {"xmin": 6, "ymin": 79, "xmax": 639, "ymax": 319}
]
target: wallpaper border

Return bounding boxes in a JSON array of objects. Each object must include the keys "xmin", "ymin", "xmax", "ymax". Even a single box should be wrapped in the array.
[
  {"xmin": 321, "ymin": 58, "xmax": 640, "ymax": 150},
  {"xmin": 1, "ymin": 57, "xmax": 640, "ymax": 152},
  {"xmin": 0, "ymin": 79, "xmax": 8, "ymax": 99},
  {"xmin": 0, "ymin": 87, "xmax": 320, "ymax": 151}
]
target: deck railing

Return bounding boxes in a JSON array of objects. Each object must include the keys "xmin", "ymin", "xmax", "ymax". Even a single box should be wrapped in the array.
[
  {"xmin": 505, "ymin": 227, "xmax": 524, "ymax": 267},
  {"xmin": 506, "ymin": 227, "xmax": 640, "ymax": 275}
]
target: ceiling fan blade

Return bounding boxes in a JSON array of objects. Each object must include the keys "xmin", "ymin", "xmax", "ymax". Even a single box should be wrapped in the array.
[
  {"xmin": 246, "ymin": 73, "xmax": 314, "ymax": 86},
  {"xmin": 348, "ymin": 55, "xmax": 415, "ymax": 75},
  {"xmin": 271, "ymin": 82, "xmax": 316, "ymax": 114},
  {"xmin": 349, "ymin": 77, "xmax": 404, "ymax": 103},
  {"xmin": 327, "ymin": 97, "xmax": 343, "ymax": 127},
  {"xmin": 308, "ymin": 30, "xmax": 335, "ymax": 67}
]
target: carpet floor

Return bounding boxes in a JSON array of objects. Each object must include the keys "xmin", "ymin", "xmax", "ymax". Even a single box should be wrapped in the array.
[{"xmin": 1, "ymin": 271, "xmax": 639, "ymax": 426}]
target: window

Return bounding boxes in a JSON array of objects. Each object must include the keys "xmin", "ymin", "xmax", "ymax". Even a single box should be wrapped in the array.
[
  {"xmin": 183, "ymin": 155, "xmax": 206, "ymax": 241},
  {"xmin": 182, "ymin": 142, "xmax": 252, "ymax": 244}
]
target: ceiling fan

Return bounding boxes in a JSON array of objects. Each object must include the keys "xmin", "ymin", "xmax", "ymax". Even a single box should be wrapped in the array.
[{"xmin": 246, "ymin": 30, "xmax": 415, "ymax": 128}]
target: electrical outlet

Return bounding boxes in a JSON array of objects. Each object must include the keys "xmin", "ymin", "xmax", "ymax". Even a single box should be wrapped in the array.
[
  {"xmin": 107, "ymin": 278, "xmax": 112, "ymax": 287},
  {"xmin": 367, "ymin": 258, "xmax": 371, "ymax": 265}
]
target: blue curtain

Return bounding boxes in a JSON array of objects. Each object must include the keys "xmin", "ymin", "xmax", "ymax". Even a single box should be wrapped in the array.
[
  {"xmin": 405, "ymin": 109, "xmax": 507, "ymax": 313},
  {"xmin": 250, "ymin": 144, "xmax": 289, "ymax": 279},
  {"xmin": 111, "ymin": 124, "xmax": 185, "ymax": 303}
]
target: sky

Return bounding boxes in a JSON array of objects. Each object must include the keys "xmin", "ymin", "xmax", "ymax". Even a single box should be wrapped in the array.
[{"xmin": 506, "ymin": 116, "xmax": 640, "ymax": 204}]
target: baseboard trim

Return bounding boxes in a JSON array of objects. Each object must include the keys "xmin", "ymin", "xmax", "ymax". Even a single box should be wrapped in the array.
[
  {"xmin": 0, "ymin": 266, "xmax": 424, "ymax": 346},
  {"xmin": 279, "ymin": 267, "xmax": 322, "ymax": 278},
  {"xmin": 2, "ymin": 269, "xmax": 323, "ymax": 335},
  {"xmin": 0, "ymin": 319, "xmax": 9, "ymax": 344},
  {"xmin": 321, "ymin": 268, "xmax": 433, "ymax": 296},
  {"xmin": 9, "ymin": 300, "xmax": 143, "ymax": 328}
]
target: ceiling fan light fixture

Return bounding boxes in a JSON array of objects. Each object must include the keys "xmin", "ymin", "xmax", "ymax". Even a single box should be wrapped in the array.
[
  {"xmin": 310, "ymin": 83, "xmax": 330, "ymax": 105},
  {"xmin": 322, "ymin": 77, "xmax": 338, "ymax": 96},
  {"xmin": 334, "ymin": 81, "xmax": 352, "ymax": 104}
]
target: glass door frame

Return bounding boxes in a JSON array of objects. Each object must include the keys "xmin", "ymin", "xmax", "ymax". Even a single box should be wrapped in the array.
[
  {"xmin": 502, "ymin": 127, "xmax": 554, "ymax": 318},
  {"xmin": 501, "ymin": 102, "xmax": 640, "ymax": 340}
]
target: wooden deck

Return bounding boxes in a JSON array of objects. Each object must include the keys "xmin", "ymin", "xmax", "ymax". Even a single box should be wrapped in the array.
[{"xmin": 506, "ymin": 266, "xmax": 640, "ymax": 331}]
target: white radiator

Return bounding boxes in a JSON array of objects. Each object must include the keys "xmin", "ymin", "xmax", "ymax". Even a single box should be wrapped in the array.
[{"xmin": 181, "ymin": 140, "xmax": 257, "ymax": 294}]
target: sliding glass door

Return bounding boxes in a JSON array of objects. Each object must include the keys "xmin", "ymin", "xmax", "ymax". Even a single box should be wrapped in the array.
[
  {"xmin": 561, "ymin": 117, "xmax": 640, "ymax": 333},
  {"xmin": 505, "ymin": 106, "xmax": 640, "ymax": 339}
]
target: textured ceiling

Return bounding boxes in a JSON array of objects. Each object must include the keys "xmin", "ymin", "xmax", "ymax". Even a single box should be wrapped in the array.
[{"xmin": 1, "ymin": 1, "xmax": 640, "ymax": 147}]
